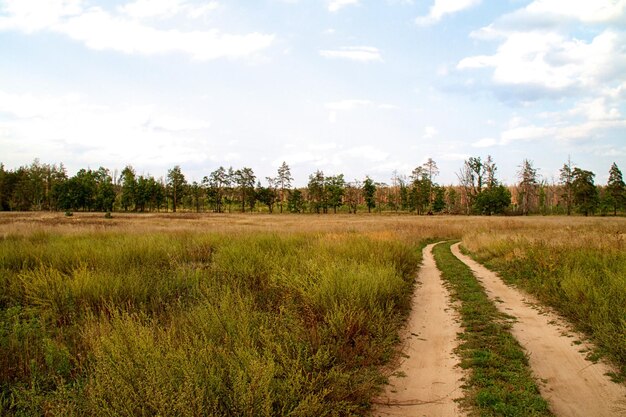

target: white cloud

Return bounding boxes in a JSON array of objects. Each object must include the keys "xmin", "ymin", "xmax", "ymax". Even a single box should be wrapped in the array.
[
  {"xmin": 327, "ymin": 0, "xmax": 359, "ymax": 13},
  {"xmin": 0, "ymin": 0, "xmax": 273, "ymax": 61},
  {"xmin": 319, "ymin": 46, "xmax": 383, "ymax": 62},
  {"xmin": 325, "ymin": 99, "xmax": 373, "ymax": 111},
  {"xmin": 416, "ymin": 0, "xmax": 481, "ymax": 26},
  {"xmin": 458, "ymin": 30, "xmax": 626, "ymax": 95},
  {"xmin": 472, "ymin": 137, "xmax": 498, "ymax": 148},
  {"xmin": 344, "ymin": 145, "xmax": 389, "ymax": 162},
  {"xmin": 423, "ymin": 126, "xmax": 438, "ymax": 139},
  {"xmin": 512, "ymin": 0, "xmax": 626, "ymax": 26},
  {"xmin": 119, "ymin": 0, "xmax": 219, "ymax": 20}
]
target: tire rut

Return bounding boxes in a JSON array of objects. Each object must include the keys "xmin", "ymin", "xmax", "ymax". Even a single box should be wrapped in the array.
[
  {"xmin": 373, "ymin": 243, "xmax": 466, "ymax": 417},
  {"xmin": 451, "ymin": 242, "xmax": 626, "ymax": 417}
]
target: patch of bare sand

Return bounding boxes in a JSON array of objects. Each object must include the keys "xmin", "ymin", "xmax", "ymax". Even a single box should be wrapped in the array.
[
  {"xmin": 373, "ymin": 243, "xmax": 466, "ymax": 417},
  {"xmin": 451, "ymin": 242, "xmax": 626, "ymax": 417}
]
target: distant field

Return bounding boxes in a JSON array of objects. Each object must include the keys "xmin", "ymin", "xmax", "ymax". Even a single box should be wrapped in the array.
[{"xmin": 1, "ymin": 213, "xmax": 624, "ymax": 415}]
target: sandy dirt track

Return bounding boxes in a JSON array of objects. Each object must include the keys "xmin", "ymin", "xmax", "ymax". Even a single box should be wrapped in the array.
[
  {"xmin": 373, "ymin": 243, "xmax": 465, "ymax": 417},
  {"xmin": 451, "ymin": 242, "xmax": 626, "ymax": 417}
]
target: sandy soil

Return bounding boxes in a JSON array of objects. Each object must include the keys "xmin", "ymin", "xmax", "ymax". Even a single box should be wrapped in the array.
[
  {"xmin": 451, "ymin": 242, "xmax": 626, "ymax": 417},
  {"xmin": 373, "ymin": 243, "xmax": 466, "ymax": 417}
]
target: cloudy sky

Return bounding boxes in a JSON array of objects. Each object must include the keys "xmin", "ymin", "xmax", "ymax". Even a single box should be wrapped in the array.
[{"xmin": 1, "ymin": 0, "xmax": 625, "ymax": 186}]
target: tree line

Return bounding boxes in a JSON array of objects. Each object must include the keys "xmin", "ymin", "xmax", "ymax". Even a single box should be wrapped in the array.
[{"xmin": 0, "ymin": 157, "xmax": 624, "ymax": 216}]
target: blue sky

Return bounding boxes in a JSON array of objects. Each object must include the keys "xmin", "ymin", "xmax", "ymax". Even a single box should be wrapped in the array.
[{"xmin": 1, "ymin": 0, "xmax": 625, "ymax": 186}]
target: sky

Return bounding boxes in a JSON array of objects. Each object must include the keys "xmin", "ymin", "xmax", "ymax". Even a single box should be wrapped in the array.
[{"xmin": 0, "ymin": 0, "xmax": 625, "ymax": 186}]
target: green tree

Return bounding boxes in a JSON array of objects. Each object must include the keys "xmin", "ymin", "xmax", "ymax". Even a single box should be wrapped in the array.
[
  {"xmin": 572, "ymin": 168, "xmax": 598, "ymax": 216},
  {"xmin": 287, "ymin": 189, "xmax": 305, "ymax": 213},
  {"xmin": 234, "ymin": 167, "xmax": 256, "ymax": 213},
  {"xmin": 167, "ymin": 165, "xmax": 186, "ymax": 212},
  {"xmin": 474, "ymin": 185, "xmax": 511, "ymax": 215},
  {"xmin": 120, "ymin": 165, "xmax": 137, "ymax": 211},
  {"xmin": 307, "ymin": 170, "xmax": 326, "ymax": 214},
  {"xmin": 277, "ymin": 161, "xmax": 293, "ymax": 214},
  {"xmin": 256, "ymin": 179, "xmax": 277, "ymax": 213},
  {"xmin": 432, "ymin": 185, "xmax": 446, "ymax": 213},
  {"xmin": 559, "ymin": 157, "xmax": 575, "ymax": 215},
  {"xmin": 422, "ymin": 158, "xmax": 439, "ymax": 208},
  {"xmin": 325, "ymin": 174, "xmax": 345, "ymax": 213},
  {"xmin": 409, "ymin": 167, "xmax": 430, "ymax": 214},
  {"xmin": 606, "ymin": 162, "xmax": 625, "ymax": 215},
  {"xmin": 94, "ymin": 167, "xmax": 115, "ymax": 212},
  {"xmin": 363, "ymin": 176, "xmax": 376, "ymax": 213}
]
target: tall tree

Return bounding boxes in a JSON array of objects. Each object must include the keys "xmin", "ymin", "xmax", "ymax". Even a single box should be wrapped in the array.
[
  {"xmin": 325, "ymin": 174, "xmax": 345, "ymax": 213},
  {"xmin": 307, "ymin": 170, "xmax": 326, "ymax": 214},
  {"xmin": 287, "ymin": 189, "xmax": 305, "ymax": 213},
  {"xmin": 205, "ymin": 166, "xmax": 228, "ymax": 213},
  {"xmin": 120, "ymin": 165, "xmax": 136, "ymax": 211},
  {"xmin": 572, "ymin": 168, "xmax": 598, "ymax": 216},
  {"xmin": 363, "ymin": 176, "xmax": 376, "ymax": 213},
  {"xmin": 422, "ymin": 158, "xmax": 439, "ymax": 208},
  {"xmin": 344, "ymin": 180, "xmax": 362, "ymax": 214},
  {"xmin": 457, "ymin": 156, "xmax": 486, "ymax": 213},
  {"xmin": 517, "ymin": 159, "xmax": 539, "ymax": 215},
  {"xmin": 559, "ymin": 156, "xmax": 575, "ymax": 215},
  {"xmin": 167, "ymin": 165, "xmax": 186, "ymax": 212},
  {"xmin": 606, "ymin": 162, "xmax": 625, "ymax": 215},
  {"xmin": 484, "ymin": 155, "xmax": 498, "ymax": 188},
  {"xmin": 234, "ymin": 167, "xmax": 256, "ymax": 212},
  {"xmin": 257, "ymin": 179, "xmax": 278, "ymax": 213},
  {"xmin": 276, "ymin": 161, "xmax": 293, "ymax": 214}
]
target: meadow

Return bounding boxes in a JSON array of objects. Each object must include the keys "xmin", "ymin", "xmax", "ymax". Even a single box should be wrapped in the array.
[{"xmin": 0, "ymin": 212, "xmax": 624, "ymax": 415}]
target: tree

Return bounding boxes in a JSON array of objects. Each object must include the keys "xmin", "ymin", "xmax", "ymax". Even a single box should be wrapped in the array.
[
  {"xmin": 572, "ymin": 168, "xmax": 598, "ymax": 216},
  {"xmin": 167, "ymin": 165, "xmax": 186, "ymax": 212},
  {"xmin": 559, "ymin": 157, "xmax": 575, "ymax": 215},
  {"xmin": 409, "ymin": 167, "xmax": 430, "ymax": 214},
  {"xmin": 325, "ymin": 174, "xmax": 345, "ymax": 213},
  {"xmin": 307, "ymin": 170, "xmax": 326, "ymax": 214},
  {"xmin": 422, "ymin": 158, "xmax": 439, "ymax": 207},
  {"xmin": 457, "ymin": 156, "xmax": 486, "ymax": 213},
  {"xmin": 344, "ymin": 180, "xmax": 362, "ymax": 214},
  {"xmin": 517, "ymin": 159, "xmax": 539, "ymax": 215},
  {"xmin": 484, "ymin": 155, "xmax": 498, "ymax": 188},
  {"xmin": 363, "ymin": 176, "xmax": 376, "ymax": 213},
  {"xmin": 474, "ymin": 185, "xmax": 511, "ymax": 215},
  {"xmin": 432, "ymin": 185, "xmax": 445, "ymax": 213},
  {"xmin": 256, "ymin": 180, "xmax": 277, "ymax": 213},
  {"xmin": 287, "ymin": 189, "xmax": 305, "ymax": 213},
  {"xmin": 606, "ymin": 162, "xmax": 625, "ymax": 215},
  {"xmin": 120, "ymin": 165, "xmax": 136, "ymax": 211},
  {"xmin": 276, "ymin": 162, "xmax": 293, "ymax": 214},
  {"xmin": 234, "ymin": 167, "xmax": 256, "ymax": 212},
  {"xmin": 205, "ymin": 166, "xmax": 228, "ymax": 213},
  {"xmin": 94, "ymin": 167, "xmax": 115, "ymax": 212}
]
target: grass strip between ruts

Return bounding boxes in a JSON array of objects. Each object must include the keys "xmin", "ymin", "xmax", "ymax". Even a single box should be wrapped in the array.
[{"xmin": 432, "ymin": 241, "xmax": 552, "ymax": 417}]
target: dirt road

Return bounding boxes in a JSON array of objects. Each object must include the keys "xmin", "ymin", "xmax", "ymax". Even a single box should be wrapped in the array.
[
  {"xmin": 373, "ymin": 243, "xmax": 466, "ymax": 417},
  {"xmin": 451, "ymin": 242, "xmax": 626, "ymax": 417}
]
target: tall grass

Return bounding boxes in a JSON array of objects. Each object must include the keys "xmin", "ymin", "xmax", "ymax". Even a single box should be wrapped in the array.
[
  {"xmin": 462, "ymin": 220, "xmax": 626, "ymax": 376},
  {"xmin": 0, "ymin": 230, "xmax": 420, "ymax": 415}
]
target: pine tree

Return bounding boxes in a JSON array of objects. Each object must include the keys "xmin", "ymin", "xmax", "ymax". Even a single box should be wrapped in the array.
[{"xmin": 606, "ymin": 162, "xmax": 625, "ymax": 215}]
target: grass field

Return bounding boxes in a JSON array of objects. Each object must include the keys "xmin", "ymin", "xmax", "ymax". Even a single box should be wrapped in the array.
[{"xmin": 1, "ymin": 212, "xmax": 624, "ymax": 415}]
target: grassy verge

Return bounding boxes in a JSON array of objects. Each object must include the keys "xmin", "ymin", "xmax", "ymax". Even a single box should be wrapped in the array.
[
  {"xmin": 462, "ymin": 225, "xmax": 626, "ymax": 379},
  {"xmin": 0, "ymin": 231, "xmax": 421, "ymax": 416},
  {"xmin": 432, "ymin": 241, "xmax": 552, "ymax": 417}
]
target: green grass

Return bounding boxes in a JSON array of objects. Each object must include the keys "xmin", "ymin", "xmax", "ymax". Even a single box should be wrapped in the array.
[
  {"xmin": 463, "ymin": 230, "xmax": 626, "ymax": 378},
  {"xmin": 432, "ymin": 241, "xmax": 552, "ymax": 417},
  {"xmin": 0, "ymin": 231, "xmax": 421, "ymax": 416}
]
